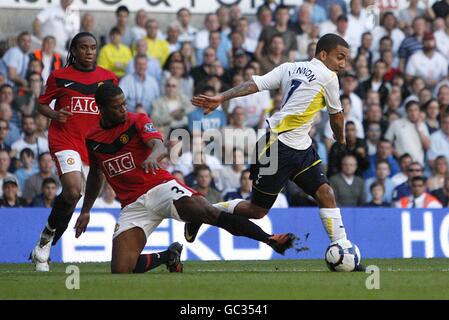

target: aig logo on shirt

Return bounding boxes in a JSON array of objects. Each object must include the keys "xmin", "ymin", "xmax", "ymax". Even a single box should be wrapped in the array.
[
  {"xmin": 102, "ymin": 152, "xmax": 136, "ymax": 178},
  {"xmin": 70, "ymin": 97, "xmax": 99, "ymax": 114}
]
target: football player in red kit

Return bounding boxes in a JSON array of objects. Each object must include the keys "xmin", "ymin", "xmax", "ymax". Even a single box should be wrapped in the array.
[
  {"xmin": 74, "ymin": 83, "xmax": 296, "ymax": 274},
  {"xmin": 31, "ymin": 32, "xmax": 118, "ymax": 272}
]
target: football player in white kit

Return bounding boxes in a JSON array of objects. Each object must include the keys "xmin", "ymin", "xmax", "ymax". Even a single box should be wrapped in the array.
[{"xmin": 190, "ymin": 34, "xmax": 364, "ymax": 270}]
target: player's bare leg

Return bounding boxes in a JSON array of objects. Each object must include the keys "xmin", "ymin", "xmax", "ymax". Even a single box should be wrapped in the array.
[
  {"xmin": 31, "ymin": 171, "xmax": 83, "ymax": 271},
  {"xmin": 176, "ymin": 195, "xmax": 296, "ymax": 255},
  {"xmin": 112, "ymin": 227, "xmax": 183, "ymax": 274}
]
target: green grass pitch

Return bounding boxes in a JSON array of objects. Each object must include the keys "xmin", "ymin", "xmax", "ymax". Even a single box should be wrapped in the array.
[{"xmin": 1, "ymin": 259, "xmax": 448, "ymax": 299}]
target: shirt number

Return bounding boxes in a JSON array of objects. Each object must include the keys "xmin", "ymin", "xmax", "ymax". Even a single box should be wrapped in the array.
[{"xmin": 282, "ymin": 79, "xmax": 302, "ymax": 108}]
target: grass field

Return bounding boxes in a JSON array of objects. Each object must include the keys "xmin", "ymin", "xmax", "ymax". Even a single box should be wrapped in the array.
[{"xmin": 1, "ymin": 259, "xmax": 448, "ymax": 300}]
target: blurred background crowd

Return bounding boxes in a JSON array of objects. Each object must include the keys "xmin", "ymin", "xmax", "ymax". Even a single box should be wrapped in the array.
[{"xmin": 1, "ymin": 0, "xmax": 449, "ymax": 209}]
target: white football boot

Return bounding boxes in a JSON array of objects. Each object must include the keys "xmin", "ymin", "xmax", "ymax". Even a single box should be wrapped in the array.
[{"xmin": 31, "ymin": 231, "xmax": 54, "ymax": 272}]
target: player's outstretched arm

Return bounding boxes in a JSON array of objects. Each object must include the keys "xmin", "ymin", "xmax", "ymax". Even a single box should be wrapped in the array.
[
  {"xmin": 142, "ymin": 138, "xmax": 167, "ymax": 174},
  {"xmin": 75, "ymin": 165, "xmax": 105, "ymax": 238},
  {"xmin": 329, "ymin": 112, "xmax": 346, "ymax": 145},
  {"xmin": 37, "ymin": 103, "xmax": 73, "ymax": 123},
  {"xmin": 191, "ymin": 80, "xmax": 259, "ymax": 115}
]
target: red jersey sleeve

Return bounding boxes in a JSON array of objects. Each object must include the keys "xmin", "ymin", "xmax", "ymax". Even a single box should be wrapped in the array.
[
  {"xmin": 135, "ymin": 113, "xmax": 163, "ymax": 143},
  {"xmin": 38, "ymin": 72, "xmax": 60, "ymax": 105}
]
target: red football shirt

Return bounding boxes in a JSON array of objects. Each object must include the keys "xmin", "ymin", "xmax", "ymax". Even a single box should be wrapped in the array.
[
  {"xmin": 86, "ymin": 113, "xmax": 177, "ymax": 207},
  {"xmin": 39, "ymin": 65, "xmax": 118, "ymax": 164}
]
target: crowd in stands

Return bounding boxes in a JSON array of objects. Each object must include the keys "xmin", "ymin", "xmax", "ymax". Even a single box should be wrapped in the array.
[{"xmin": 1, "ymin": 0, "xmax": 449, "ymax": 209}]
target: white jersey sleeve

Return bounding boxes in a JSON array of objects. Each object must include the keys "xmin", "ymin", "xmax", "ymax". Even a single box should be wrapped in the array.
[
  {"xmin": 252, "ymin": 63, "xmax": 290, "ymax": 91},
  {"xmin": 323, "ymin": 74, "xmax": 343, "ymax": 114}
]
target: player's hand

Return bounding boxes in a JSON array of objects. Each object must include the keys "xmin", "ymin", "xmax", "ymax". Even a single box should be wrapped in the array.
[
  {"xmin": 191, "ymin": 95, "xmax": 223, "ymax": 115},
  {"xmin": 54, "ymin": 107, "xmax": 73, "ymax": 123},
  {"xmin": 142, "ymin": 155, "xmax": 161, "ymax": 174},
  {"xmin": 74, "ymin": 212, "xmax": 90, "ymax": 238}
]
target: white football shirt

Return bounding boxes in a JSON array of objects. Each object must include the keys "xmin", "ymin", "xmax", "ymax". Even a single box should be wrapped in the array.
[{"xmin": 252, "ymin": 58, "xmax": 343, "ymax": 150}]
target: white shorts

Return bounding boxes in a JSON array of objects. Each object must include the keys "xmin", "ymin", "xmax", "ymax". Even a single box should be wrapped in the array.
[
  {"xmin": 113, "ymin": 179, "xmax": 195, "ymax": 239},
  {"xmin": 53, "ymin": 150, "xmax": 89, "ymax": 193}
]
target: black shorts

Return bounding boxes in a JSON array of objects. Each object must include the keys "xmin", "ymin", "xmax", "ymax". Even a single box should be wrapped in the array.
[{"xmin": 249, "ymin": 132, "xmax": 328, "ymax": 209}]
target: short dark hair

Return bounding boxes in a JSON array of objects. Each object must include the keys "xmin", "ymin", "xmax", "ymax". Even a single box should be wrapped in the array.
[
  {"xmin": 95, "ymin": 83, "xmax": 123, "ymax": 109},
  {"xmin": 274, "ymin": 4, "xmax": 289, "ymax": 14},
  {"xmin": 42, "ymin": 177, "xmax": 57, "ymax": 188},
  {"xmin": 116, "ymin": 5, "xmax": 129, "ymax": 15},
  {"xmin": 38, "ymin": 152, "xmax": 51, "ymax": 162},
  {"xmin": 405, "ymin": 100, "xmax": 419, "ymax": 111},
  {"xmin": 195, "ymin": 164, "xmax": 211, "ymax": 177},
  {"xmin": 370, "ymin": 181, "xmax": 385, "ymax": 192},
  {"xmin": 376, "ymin": 159, "xmax": 390, "ymax": 169},
  {"xmin": 399, "ymin": 153, "xmax": 412, "ymax": 163},
  {"xmin": 109, "ymin": 27, "xmax": 121, "ymax": 36},
  {"xmin": 20, "ymin": 147, "xmax": 35, "ymax": 159},
  {"xmin": 315, "ymin": 33, "xmax": 349, "ymax": 56},
  {"xmin": 240, "ymin": 169, "xmax": 251, "ymax": 180},
  {"xmin": 411, "ymin": 176, "xmax": 426, "ymax": 185},
  {"xmin": 177, "ymin": 7, "xmax": 190, "ymax": 16}
]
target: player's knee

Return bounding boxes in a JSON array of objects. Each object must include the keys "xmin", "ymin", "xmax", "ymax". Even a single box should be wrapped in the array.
[
  {"xmin": 249, "ymin": 205, "xmax": 268, "ymax": 219},
  {"xmin": 315, "ymin": 184, "xmax": 336, "ymax": 205},
  {"xmin": 63, "ymin": 188, "xmax": 82, "ymax": 205}
]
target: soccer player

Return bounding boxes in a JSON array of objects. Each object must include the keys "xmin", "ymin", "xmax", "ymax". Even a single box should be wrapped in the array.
[
  {"xmin": 31, "ymin": 32, "xmax": 118, "ymax": 272},
  {"xmin": 73, "ymin": 83, "xmax": 296, "ymax": 274},
  {"xmin": 190, "ymin": 34, "xmax": 363, "ymax": 269}
]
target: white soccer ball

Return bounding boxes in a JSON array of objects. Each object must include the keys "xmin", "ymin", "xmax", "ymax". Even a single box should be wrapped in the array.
[{"xmin": 325, "ymin": 239, "xmax": 361, "ymax": 272}]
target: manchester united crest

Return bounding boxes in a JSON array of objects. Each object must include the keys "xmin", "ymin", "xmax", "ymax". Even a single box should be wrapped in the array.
[
  {"xmin": 67, "ymin": 157, "xmax": 75, "ymax": 165},
  {"xmin": 119, "ymin": 134, "xmax": 129, "ymax": 144}
]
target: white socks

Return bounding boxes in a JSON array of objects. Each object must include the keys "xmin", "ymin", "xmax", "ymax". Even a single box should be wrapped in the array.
[
  {"xmin": 213, "ymin": 199, "xmax": 245, "ymax": 214},
  {"xmin": 319, "ymin": 208, "xmax": 347, "ymax": 243}
]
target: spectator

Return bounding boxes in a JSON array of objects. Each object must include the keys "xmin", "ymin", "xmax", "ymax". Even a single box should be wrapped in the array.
[
  {"xmin": 334, "ymin": 15, "xmax": 359, "ymax": 59},
  {"xmin": 364, "ymin": 160, "xmax": 395, "ymax": 203},
  {"xmin": 34, "ymin": 112, "xmax": 49, "ymax": 139},
  {"xmin": 366, "ymin": 122, "xmax": 381, "ymax": 157},
  {"xmin": 190, "ymin": 47, "xmax": 218, "ymax": 87},
  {"xmin": 327, "ymin": 121, "xmax": 369, "ymax": 177},
  {"xmin": 108, "ymin": 5, "xmax": 133, "ymax": 47},
  {"xmin": 435, "ymin": 12, "xmax": 449, "ymax": 60},
  {"xmin": 0, "ymin": 150, "xmax": 18, "ymax": 198},
  {"xmin": 427, "ymin": 112, "xmax": 449, "ymax": 167},
  {"xmin": 318, "ymin": 3, "xmax": 342, "ymax": 36},
  {"xmin": 224, "ymin": 169, "xmax": 252, "ymax": 201},
  {"xmin": 172, "ymin": 170, "xmax": 185, "ymax": 183},
  {"xmin": 131, "ymin": 9, "xmax": 148, "ymax": 44},
  {"xmin": 431, "ymin": 174, "xmax": 449, "ymax": 206},
  {"xmin": 142, "ymin": 19, "xmax": 170, "ymax": 67},
  {"xmin": 30, "ymin": 36, "xmax": 62, "ymax": 84},
  {"xmin": 392, "ymin": 153, "xmax": 413, "ymax": 187},
  {"xmin": 356, "ymin": 32, "xmax": 374, "ymax": 70},
  {"xmin": 1, "ymin": 31, "xmax": 31, "ymax": 88},
  {"xmin": 392, "ymin": 161, "xmax": 424, "ymax": 202},
  {"xmin": 160, "ymin": 60, "xmax": 193, "ymax": 99},
  {"xmin": 363, "ymin": 102, "xmax": 389, "ymax": 135},
  {"xmin": 364, "ymin": 181, "xmax": 391, "ymax": 207},
  {"xmin": 195, "ymin": 13, "xmax": 220, "ymax": 50},
  {"xmin": 364, "ymin": 139, "xmax": 400, "ymax": 179},
  {"xmin": 119, "ymin": 54, "xmax": 160, "ymax": 113},
  {"xmin": 398, "ymin": 0, "xmax": 435, "ymax": 29},
  {"xmin": 355, "ymin": 60, "xmax": 389, "ymax": 107},
  {"xmin": 152, "ymin": 77, "xmax": 193, "ymax": 138},
  {"xmin": 304, "ymin": 0, "xmax": 327, "ymax": 25},
  {"xmin": 0, "ymin": 119, "xmax": 11, "ymax": 154},
  {"xmin": 329, "ymin": 154, "xmax": 366, "ymax": 207},
  {"xmin": 396, "ymin": 176, "xmax": 442, "ymax": 208},
  {"xmin": 437, "ymin": 84, "xmax": 449, "ymax": 115},
  {"xmin": 235, "ymin": 17, "xmax": 258, "ymax": 54},
  {"xmin": 23, "ymin": 152, "xmax": 60, "ymax": 204},
  {"xmin": 217, "ymin": 5, "xmax": 231, "ymax": 37},
  {"xmin": 423, "ymin": 98, "xmax": 440, "ymax": 135},
  {"xmin": 192, "ymin": 164, "xmax": 222, "ymax": 203},
  {"xmin": 97, "ymin": 27, "xmax": 133, "ymax": 79},
  {"xmin": 188, "ymin": 86, "xmax": 226, "ymax": 133},
  {"xmin": 222, "ymin": 48, "xmax": 250, "ymax": 87},
  {"xmin": 340, "ymin": 72, "xmax": 363, "ymax": 122},
  {"xmin": 248, "ymin": 5, "xmax": 273, "ymax": 41},
  {"xmin": 0, "ymin": 177, "xmax": 27, "ymax": 207},
  {"xmin": 256, "ymin": 5, "xmax": 297, "ymax": 61},
  {"xmin": 125, "ymin": 39, "xmax": 161, "ymax": 82},
  {"xmin": 397, "ymin": 16, "xmax": 426, "ymax": 72},
  {"xmin": 166, "ymin": 22, "xmax": 182, "ymax": 54},
  {"xmin": 222, "ymin": 106, "xmax": 257, "ymax": 160},
  {"xmin": 197, "ymin": 30, "xmax": 230, "ymax": 69},
  {"xmin": 405, "ymin": 32, "xmax": 448, "ymax": 89},
  {"xmin": 30, "ymin": 177, "xmax": 57, "ymax": 208},
  {"xmin": 177, "ymin": 8, "xmax": 197, "ymax": 43},
  {"xmin": 14, "ymin": 148, "xmax": 38, "ymax": 192},
  {"xmin": 0, "ymin": 102, "xmax": 20, "ymax": 146},
  {"xmin": 32, "ymin": 0, "xmax": 80, "ymax": 56},
  {"xmin": 258, "ymin": 34, "xmax": 289, "ymax": 75},
  {"xmin": 80, "ymin": 13, "xmax": 98, "ymax": 41},
  {"xmin": 11, "ymin": 115, "xmax": 50, "ymax": 164},
  {"xmin": 381, "ymin": 50, "xmax": 401, "ymax": 83},
  {"xmin": 347, "ymin": 0, "xmax": 367, "ymax": 55},
  {"xmin": 13, "ymin": 72, "xmax": 43, "ymax": 116},
  {"xmin": 427, "ymin": 155, "xmax": 448, "ymax": 191},
  {"xmin": 371, "ymin": 12, "xmax": 405, "ymax": 54},
  {"xmin": 227, "ymin": 66, "xmax": 271, "ymax": 129},
  {"xmin": 93, "ymin": 182, "xmax": 120, "ymax": 208},
  {"xmin": 385, "ymin": 100, "xmax": 430, "ymax": 166},
  {"xmin": 180, "ymin": 41, "xmax": 197, "ymax": 73}
]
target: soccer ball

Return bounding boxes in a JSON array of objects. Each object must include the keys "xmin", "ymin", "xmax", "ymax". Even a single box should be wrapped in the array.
[{"xmin": 325, "ymin": 239, "xmax": 361, "ymax": 272}]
